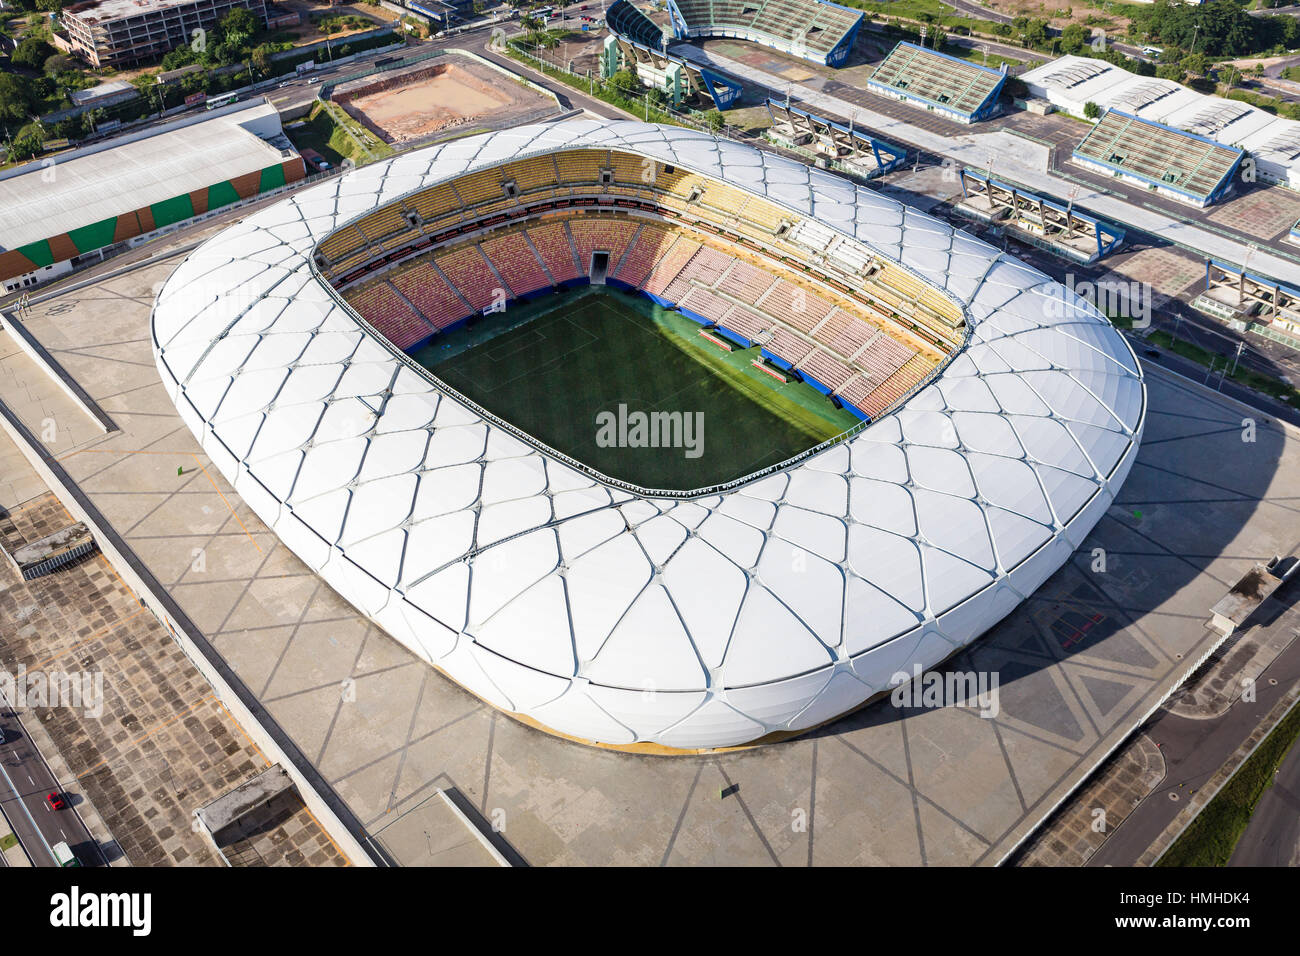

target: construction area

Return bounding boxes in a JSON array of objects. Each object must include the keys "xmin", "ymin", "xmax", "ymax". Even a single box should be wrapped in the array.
[{"xmin": 334, "ymin": 56, "xmax": 560, "ymax": 146}]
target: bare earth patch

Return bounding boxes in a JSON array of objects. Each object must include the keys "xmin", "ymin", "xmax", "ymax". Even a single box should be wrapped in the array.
[{"xmin": 339, "ymin": 62, "xmax": 551, "ymax": 144}]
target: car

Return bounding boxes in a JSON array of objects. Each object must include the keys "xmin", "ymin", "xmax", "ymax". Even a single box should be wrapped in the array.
[
  {"xmin": 308, "ymin": 77, "xmax": 320, "ymax": 85},
  {"xmin": 46, "ymin": 792, "xmax": 66, "ymax": 811},
  {"xmin": 0, "ymin": 728, "xmax": 6, "ymax": 744},
  {"xmin": 1143, "ymin": 347, "xmax": 1160, "ymax": 359},
  {"xmin": 1142, "ymin": 46, "xmax": 1162, "ymax": 58}
]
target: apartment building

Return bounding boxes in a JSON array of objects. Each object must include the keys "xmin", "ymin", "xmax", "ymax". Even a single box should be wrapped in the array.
[{"xmin": 60, "ymin": 0, "xmax": 269, "ymax": 68}]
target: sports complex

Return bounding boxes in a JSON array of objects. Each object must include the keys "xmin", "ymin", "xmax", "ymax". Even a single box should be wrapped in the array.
[{"xmin": 150, "ymin": 120, "xmax": 1146, "ymax": 753}]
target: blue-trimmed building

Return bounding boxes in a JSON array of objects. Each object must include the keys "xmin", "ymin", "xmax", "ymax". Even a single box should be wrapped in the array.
[
  {"xmin": 765, "ymin": 98, "xmax": 906, "ymax": 178},
  {"xmin": 666, "ymin": 0, "xmax": 862, "ymax": 69},
  {"xmin": 958, "ymin": 168, "xmax": 1124, "ymax": 263},
  {"xmin": 1072, "ymin": 109, "xmax": 1244, "ymax": 208},
  {"xmin": 866, "ymin": 42, "xmax": 1006, "ymax": 124}
]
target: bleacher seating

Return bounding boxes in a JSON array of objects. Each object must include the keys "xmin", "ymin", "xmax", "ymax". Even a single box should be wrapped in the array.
[
  {"xmin": 482, "ymin": 232, "xmax": 551, "ymax": 297},
  {"xmin": 454, "ymin": 168, "xmax": 510, "ymax": 208},
  {"xmin": 767, "ymin": 327, "xmax": 816, "ymax": 367},
  {"xmin": 757, "ymin": 280, "xmax": 834, "ymax": 334},
  {"xmin": 357, "ymin": 205, "xmax": 409, "ymax": 244},
  {"xmin": 557, "ymin": 150, "xmax": 607, "ymax": 185},
  {"xmin": 815, "ymin": 308, "xmax": 874, "ymax": 359},
  {"xmin": 718, "ymin": 260, "xmax": 778, "ymax": 302},
  {"xmin": 612, "ymin": 225, "xmax": 677, "ymax": 288},
  {"xmin": 663, "ymin": 245, "xmax": 734, "ymax": 301},
  {"xmin": 527, "ymin": 223, "xmax": 581, "ymax": 283},
  {"xmin": 511, "ymin": 155, "xmax": 561, "ymax": 193},
  {"xmin": 671, "ymin": 0, "xmax": 860, "ymax": 62},
  {"xmin": 323, "ymin": 146, "xmax": 951, "ymax": 418},
  {"xmin": 388, "ymin": 261, "xmax": 471, "ymax": 331},
  {"xmin": 797, "ymin": 348, "xmax": 855, "ymax": 393},
  {"xmin": 435, "ymin": 245, "xmax": 502, "ymax": 312},
  {"xmin": 404, "ymin": 184, "xmax": 461, "ymax": 229},
  {"xmin": 344, "ymin": 280, "xmax": 434, "ymax": 350},
  {"xmin": 568, "ymin": 219, "xmax": 638, "ymax": 273},
  {"xmin": 643, "ymin": 235, "xmax": 702, "ymax": 298},
  {"xmin": 680, "ymin": 287, "xmax": 736, "ymax": 326},
  {"xmin": 719, "ymin": 304, "xmax": 769, "ymax": 343},
  {"xmin": 319, "ymin": 224, "xmax": 367, "ymax": 266}
]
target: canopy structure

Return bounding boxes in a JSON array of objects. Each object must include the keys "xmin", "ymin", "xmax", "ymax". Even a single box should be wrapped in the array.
[{"xmin": 151, "ymin": 121, "xmax": 1145, "ymax": 751}]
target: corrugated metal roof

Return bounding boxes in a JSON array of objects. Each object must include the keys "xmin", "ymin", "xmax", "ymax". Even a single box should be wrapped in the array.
[{"xmin": 0, "ymin": 102, "xmax": 289, "ymax": 251}]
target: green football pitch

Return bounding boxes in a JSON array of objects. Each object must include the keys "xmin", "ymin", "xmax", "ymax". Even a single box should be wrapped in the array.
[{"xmin": 410, "ymin": 286, "xmax": 861, "ymax": 490}]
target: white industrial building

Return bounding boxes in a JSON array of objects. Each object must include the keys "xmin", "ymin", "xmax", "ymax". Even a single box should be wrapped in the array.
[{"xmin": 1022, "ymin": 55, "xmax": 1300, "ymax": 190}]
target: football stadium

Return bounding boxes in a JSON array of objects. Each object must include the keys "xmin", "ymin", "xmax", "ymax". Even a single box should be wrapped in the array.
[{"xmin": 151, "ymin": 120, "xmax": 1146, "ymax": 752}]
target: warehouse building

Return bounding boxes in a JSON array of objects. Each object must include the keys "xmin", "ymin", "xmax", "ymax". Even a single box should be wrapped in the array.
[
  {"xmin": 0, "ymin": 99, "xmax": 305, "ymax": 293},
  {"xmin": 1022, "ymin": 54, "xmax": 1300, "ymax": 191}
]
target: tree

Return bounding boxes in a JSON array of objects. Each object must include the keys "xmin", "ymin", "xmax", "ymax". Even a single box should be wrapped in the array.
[
  {"xmin": 1155, "ymin": 62, "xmax": 1186, "ymax": 83},
  {"xmin": 611, "ymin": 69, "xmax": 642, "ymax": 97},
  {"xmin": 1059, "ymin": 22, "xmax": 1089, "ymax": 55},
  {"xmin": 705, "ymin": 109, "xmax": 724, "ymax": 133},
  {"xmin": 1083, "ymin": 100, "xmax": 1101, "ymax": 120},
  {"xmin": 219, "ymin": 6, "xmax": 259, "ymax": 48},
  {"xmin": 251, "ymin": 42, "xmax": 274, "ymax": 74},
  {"xmin": 1181, "ymin": 50, "xmax": 1210, "ymax": 77},
  {"xmin": 43, "ymin": 52, "xmax": 76, "ymax": 74},
  {"xmin": 11, "ymin": 37, "xmax": 55, "ymax": 71},
  {"xmin": 0, "ymin": 72, "xmax": 33, "ymax": 124}
]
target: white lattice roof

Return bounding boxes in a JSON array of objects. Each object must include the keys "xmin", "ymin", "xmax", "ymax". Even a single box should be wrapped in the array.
[{"xmin": 151, "ymin": 120, "xmax": 1145, "ymax": 750}]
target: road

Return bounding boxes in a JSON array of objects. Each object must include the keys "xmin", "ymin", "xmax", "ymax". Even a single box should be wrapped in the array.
[
  {"xmin": 1087, "ymin": 619, "xmax": 1300, "ymax": 866},
  {"xmin": 1228, "ymin": 709, "xmax": 1300, "ymax": 866},
  {"xmin": 0, "ymin": 693, "xmax": 105, "ymax": 867}
]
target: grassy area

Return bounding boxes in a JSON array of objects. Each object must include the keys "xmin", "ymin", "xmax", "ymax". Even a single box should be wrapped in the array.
[
  {"xmin": 286, "ymin": 110, "xmax": 350, "ymax": 168},
  {"xmin": 304, "ymin": 100, "xmax": 393, "ymax": 166},
  {"xmin": 1146, "ymin": 330, "xmax": 1300, "ymax": 404},
  {"xmin": 415, "ymin": 287, "xmax": 859, "ymax": 489},
  {"xmin": 1158, "ymin": 699, "xmax": 1300, "ymax": 867},
  {"xmin": 0, "ymin": 833, "xmax": 16, "ymax": 852}
]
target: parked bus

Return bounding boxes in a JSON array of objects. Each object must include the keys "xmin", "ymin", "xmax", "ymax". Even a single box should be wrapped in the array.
[{"xmin": 52, "ymin": 841, "xmax": 80, "ymax": 867}]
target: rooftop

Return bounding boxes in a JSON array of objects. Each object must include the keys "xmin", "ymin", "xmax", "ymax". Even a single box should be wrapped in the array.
[
  {"xmin": 63, "ymin": 0, "xmax": 256, "ymax": 24},
  {"xmin": 868, "ymin": 41, "xmax": 1004, "ymax": 117},
  {"xmin": 1073, "ymin": 109, "xmax": 1243, "ymax": 201},
  {"xmin": 0, "ymin": 100, "xmax": 293, "ymax": 251}
]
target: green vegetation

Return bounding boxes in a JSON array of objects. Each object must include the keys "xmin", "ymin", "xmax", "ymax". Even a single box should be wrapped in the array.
[
  {"xmin": 286, "ymin": 110, "xmax": 349, "ymax": 169},
  {"xmin": 0, "ymin": 833, "xmax": 17, "ymax": 852},
  {"xmin": 1158, "ymin": 699, "xmax": 1300, "ymax": 867},
  {"xmin": 417, "ymin": 287, "xmax": 859, "ymax": 489},
  {"xmin": 0, "ymin": 0, "xmax": 400, "ymax": 163},
  {"xmin": 307, "ymin": 100, "xmax": 392, "ymax": 165},
  {"xmin": 1146, "ymin": 330, "xmax": 1300, "ymax": 404},
  {"xmin": 1224, "ymin": 87, "xmax": 1300, "ymax": 122}
]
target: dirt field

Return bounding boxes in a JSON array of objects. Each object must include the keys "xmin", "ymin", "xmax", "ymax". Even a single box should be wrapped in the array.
[{"xmin": 338, "ymin": 61, "xmax": 554, "ymax": 144}]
